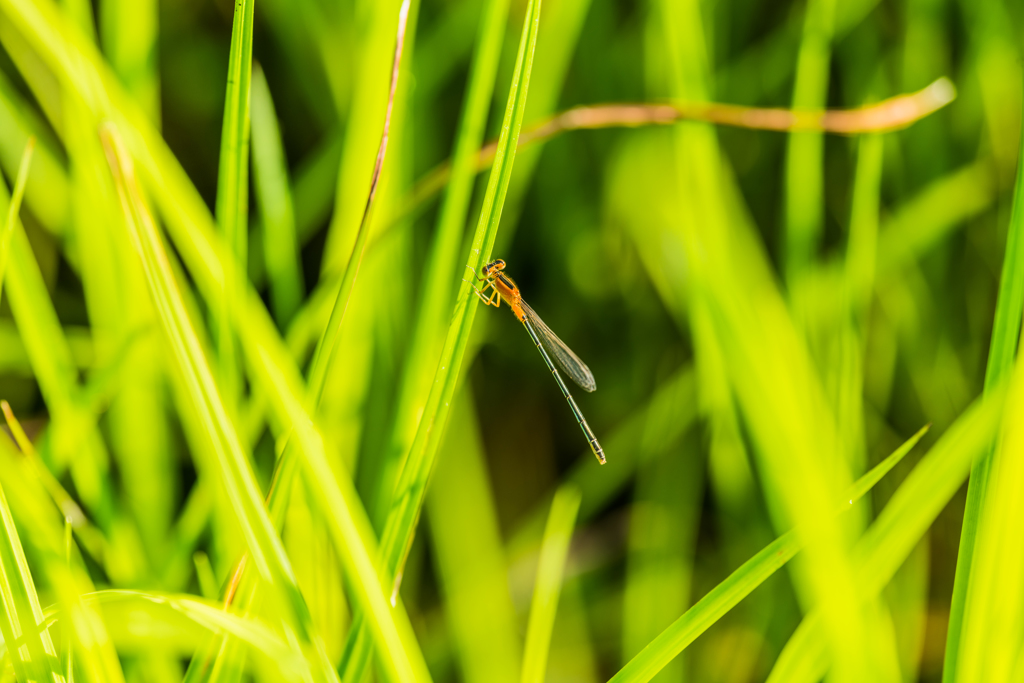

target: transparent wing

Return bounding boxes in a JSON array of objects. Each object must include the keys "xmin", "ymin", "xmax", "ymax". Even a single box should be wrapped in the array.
[{"xmin": 521, "ymin": 300, "xmax": 596, "ymax": 392}]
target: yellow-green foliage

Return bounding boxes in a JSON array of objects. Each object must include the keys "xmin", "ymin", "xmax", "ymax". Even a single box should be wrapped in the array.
[{"xmin": 0, "ymin": 0, "xmax": 1021, "ymax": 682}]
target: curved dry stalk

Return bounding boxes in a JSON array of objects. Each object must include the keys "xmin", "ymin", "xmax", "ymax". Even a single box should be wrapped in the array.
[
  {"xmin": 212, "ymin": 7, "xmax": 417, "ymax": 676},
  {"xmin": 223, "ymin": 0, "xmax": 413, "ymax": 609},
  {"xmin": 306, "ymin": 0, "xmax": 412, "ymax": 404},
  {"xmin": 390, "ymin": 77, "xmax": 955, "ymax": 230}
]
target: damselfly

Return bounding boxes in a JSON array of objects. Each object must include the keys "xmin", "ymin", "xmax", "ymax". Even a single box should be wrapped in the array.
[{"xmin": 468, "ymin": 259, "xmax": 606, "ymax": 464}]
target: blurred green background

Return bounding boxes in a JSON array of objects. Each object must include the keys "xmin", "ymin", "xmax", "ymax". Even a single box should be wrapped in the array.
[{"xmin": 0, "ymin": 0, "xmax": 1023, "ymax": 682}]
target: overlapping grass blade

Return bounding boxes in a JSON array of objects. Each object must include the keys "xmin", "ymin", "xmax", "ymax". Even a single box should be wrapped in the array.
[
  {"xmin": 214, "ymin": 0, "xmax": 255, "ymax": 406},
  {"xmin": 319, "ymin": 0, "xmax": 399, "ymax": 276},
  {"xmin": 204, "ymin": 60, "xmax": 317, "ymax": 671},
  {"xmin": 1, "ymin": 401, "xmax": 108, "ymax": 566},
  {"xmin": 336, "ymin": 1, "xmax": 543, "ymax": 679},
  {"xmin": 0, "ymin": 71, "xmax": 68, "ymax": 235},
  {"xmin": 251, "ymin": 63, "xmax": 304, "ymax": 327},
  {"xmin": 0, "ymin": 142, "xmax": 112, "ymax": 519},
  {"xmin": 623, "ymin": 434, "xmax": 701, "ymax": 678},
  {"xmin": 608, "ymin": 424, "xmax": 929, "ymax": 683},
  {"xmin": 765, "ymin": 389, "xmax": 1005, "ymax": 683},
  {"xmin": 943, "ymin": 94, "xmax": 1024, "ymax": 682},
  {"xmin": 955, "ymin": 357, "xmax": 1024, "ymax": 681},
  {"xmin": 0, "ymin": 478, "xmax": 64, "ymax": 682},
  {"xmin": 60, "ymin": 27, "xmax": 175, "ymax": 582},
  {"xmin": 381, "ymin": 0, "xmax": 510, "ymax": 531},
  {"xmin": 0, "ymin": 433, "xmax": 121, "ymax": 683},
  {"xmin": 0, "ymin": 137, "xmax": 32, "ymax": 304},
  {"xmin": 1, "ymin": 589, "xmax": 310, "ymax": 680},
  {"xmin": 100, "ymin": 125, "xmax": 337, "ymax": 683},
  {"xmin": 844, "ymin": 133, "xmax": 883, "ymax": 325},
  {"xmin": 0, "ymin": 3, "xmax": 999, "ymax": 683},
  {"xmin": 490, "ymin": 0, "xmax": 592, "ymax": 249},
  {"xmin": 377, "ymin": 0, "xmax": 542, "ymax": 599},
  {"xmin": 0, "ymin": 2, "xmax": 425, "ymax": 679},
  {"xmin": 197, "ymin": 0, "xmax": 416, "ymax": 670},
  {"xmin": 306, "ymin": 0, "xmax": 412, "ymax": 406},
  {"xmin": 245, "ymin": 5, "xmax": 428, "ymax": 678},
  {"xmin": 427, "ymin": 390, "xmax": 522, "ymax": 683},
  {"xmin": 98, "ymin": 0, "xmax": 160, "ymax": 124},
  {"xmin": 521, "ymin": 485, "xmax": 580, "ymax": 683},
  {"xmin": 783, "ymin": 0, "xmax": 835, "ymax": 286},
  {"xmin": 657, "ymin": 0, "xmax": 885, "ymax": 677},
  {"xmin": 243, "ymin": 334, "xmax": 426, "ymax": 683}
]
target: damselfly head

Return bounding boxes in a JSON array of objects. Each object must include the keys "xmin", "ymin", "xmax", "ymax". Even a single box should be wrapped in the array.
[{"xmin": 482, "ymin": 259, "xmax": 506, "ymax": 277}]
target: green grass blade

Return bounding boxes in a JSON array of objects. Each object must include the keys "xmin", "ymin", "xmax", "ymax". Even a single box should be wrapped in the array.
[
  {"xmin": 943, "ymin": 91, "xmax": 1024, "ymax": 683},
  {"xmin": 622, "ymin": 440, "xmax": 701, "ymax": 677},
  {"xmin": 606, "ymin": 425, "xmax": 926, "ymax": 683},
  {"xmin": 0, "ymin": 478, "xmax": 64, "ymax": 682},
  {"xmin": 827, "ymin": 132, "xmax": 884, "ymax": 482},
  {"xmin": 0, "ymin": 402, "xmax": 108, "ymax": 566},
  {"xmin": 244, "ymin": 325, "xmax": 426, "ymax": 683},
  {"xmin": 377, "ymin": 0, "xmax": 542, "ymax": 599},
  {"xmin": 612, "ymin": 534, "xmax": 797, "ymax": 683},
  {"xmin": 0, "ymin": 151, "xmax": 112, "ymax": 518},
  {"xmin": 214, "ymin": 0, "xmax": 256, "ymax": 406},
  {"xmin": 336, "ymin": 1, "xmax": 543, "ymax": 678},
  {"xmin": 229, "ymin": 8, "xmax": 424, "ymax": 675},
  {"xmin": 100, "ymin": 126, "xmax": 338, "ymax": 683},
  {"xmin": 251, "ymin": 63, "xmax": 304, "ymax": 327},
  {"xmin": 61, "ymin": 0, "xmax": 96, "ymax": 41},
  {"xmin": 0, "ymin": 432, "xmax": 127, "ymax": 683},
  {"xmin": 783, "ymin": 0, "xmax": 835, "ymax": 287},
  {"xmin": 0, "ymin": 69, "xmax": 68, "ymax": 236},
  {"xmin": 306, "ymin": 0, "xmax": 411, "ymax": 407},
  {"xmin": 765, "ymin": 390, "xmax": 1005, "ymax": 683},
  {"xmin": 381, "ymin": 0, "xmax": 510, "ymax": 528},
  {"xmin": 955, "ymin": 361, "xmax": 1024, "ymax": 681},
  {"xmin": 656, "ymin": 0, "xmax": 884, "ymax": 676},
  {"xmin": 99, "ymin": 0, "xmax": 160, "ymax": 125},
  {"xmin": 14, "ymin": 590, "xmax": 313, "ymax": 680},
  {"xmin": 0, "ymin": 0, "xmax": 424, "ymax": 674},
  {"xmin": 319, "ymin": 0, "xmax": 408, "ymax": 277},
  {"xmin": 427, "ymin": 390, "xmax": 522, "ymax": 683},
  {"xmin": 521, "ymin": 485, "xmax": 580, "ymax": 683},
  {"xmin": 490, "ymin": 0, "xmax": 592, "ymax": 250},
  {"xmin": 0, "ymin": 137, "xmax": 33, "ymax": 305},
  {"xmin": 845, "ymin": 133, "xmax": 883, "ymax": 320},
  {"xmin": 792, "ymin": 160, "xmax": 996, "ymax": 327}
]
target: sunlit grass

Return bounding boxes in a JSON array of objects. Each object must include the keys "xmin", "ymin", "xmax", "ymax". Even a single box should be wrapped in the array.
[{"xmin": 0, "ymin": 0, "xmax": 1021, "ymax": 682}]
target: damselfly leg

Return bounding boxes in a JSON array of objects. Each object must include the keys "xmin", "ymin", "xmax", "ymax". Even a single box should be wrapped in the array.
[{"xmin": 464, "ymin": 265, "xmax": 503, "ymax": 308}]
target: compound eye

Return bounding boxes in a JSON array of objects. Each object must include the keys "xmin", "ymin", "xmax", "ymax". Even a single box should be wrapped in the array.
[{"xmin": 494, "ymin": 259, "xmax": 506, "ymax": 270}]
